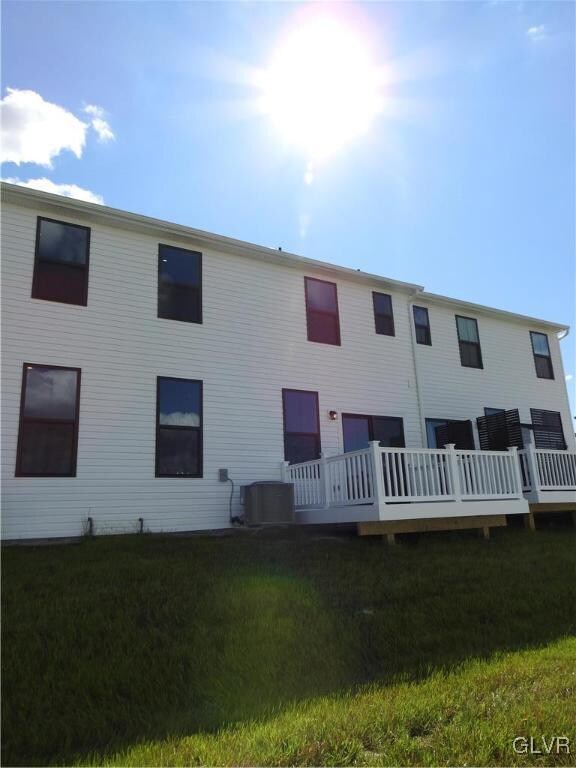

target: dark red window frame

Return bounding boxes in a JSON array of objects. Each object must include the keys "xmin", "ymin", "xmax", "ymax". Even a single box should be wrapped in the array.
[
  {"xmin": 304, "ymin": 277, "xmax": 341, "ymax": 346},
  {"xmin": 32, "ymin": 216, "xmax": 90, "ymax": 306},
  {"xmin": 282, "ymin": 388, "xmax": 321, "ymax": 464},
  {"xmin": 530, "ymin": 332, "xmax": 554, "ymax": 380},
  {"xmin": 16, "ymin": 363, "xmax": 81, "ymax": 477},
  {"xmin": 413, "ymin": 305, "xmax": 431, "ymax": 345},
  {"xmin": 455, "ymin": 315, "xmax": 483, "ymax": 369},
  {"xmin": 373, "ymin": 292, "xmax": 395, "ymax": 336},
  {"xmin": 155, "ymin": 376, "xmax": 203, "ymax": 478},
  {"xmin": 342, "ymin": 413, "xmax": 405, "ymax": 451},
  {"xmin": 157, "ymin": 244, "xmax": 203, "ymax": 324}
]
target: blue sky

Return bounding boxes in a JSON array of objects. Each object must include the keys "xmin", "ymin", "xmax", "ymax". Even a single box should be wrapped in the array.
[{"xmin": 2, "ymin": 1, "xmax": 574, "ymax": 414}]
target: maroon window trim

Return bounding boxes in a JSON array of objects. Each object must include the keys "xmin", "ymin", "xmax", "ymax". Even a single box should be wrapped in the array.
[
  {"xmin": 342, "ymin": 413, "xmax": 406, "ymax": 451},
  {"xmin": 413, "ymin": 305, "xmax": 432, "ymax": 345},
  {"xmin": 455, "ymin": 315, "xmax": 484, "ymax": 369},
  {"xmin": 282, "ymin": 388, "xmax": 321, "ymax": 464},
  {"xmin": 15, "ymin": 363, "xmax": 81, "ymax": 477},
  {"xmin": 373, "ymin": 292, "xmax": 395, "ymax": 336},
  {"xmin": 304, "ymin": 277, "xmax": 341, "ymax": 346},
  {"xmin": 530, "ymin": 332, "xmax": 554, "ymax": 380},
  {"xmin": 31, "ymin": 216, "xmax": 90, "ymax": 306},
  {"xmin": 157, "ymin": 244, "xmax": 203, "ymax": 324},
  {"xmin": 155, "ymin": 377, "xmax": 203, "ymax": 478}
]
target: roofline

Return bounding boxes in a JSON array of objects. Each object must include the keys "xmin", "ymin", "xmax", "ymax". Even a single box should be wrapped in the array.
[
  {"xmin": 1, "ymin": 181, "xmax": 569, "ymax": 334},
  {"xmin": 417, "ymin": 291, "xmax": 569, "ymax": 333},
  {"xmin": 0, "ymin": 182, "xmax": 422, "ymax": 295}
]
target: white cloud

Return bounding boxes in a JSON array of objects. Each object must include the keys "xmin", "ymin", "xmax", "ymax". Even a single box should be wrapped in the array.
[
  {"xmin": 83, "ymin": 104, "xmax": 115, "ymax": 142},
  {"xmin": 0, "ymin": 88, "xmax": 87, "ymax": 167},
  {"xmin": 526, "ymin": 25, "xmax": 547, "ymax": 42},
  {"xmin": 160, "ymin": 411, "xmax": 200, "ymax": 427},
  {"xmin": 2, "ymin": 176, "xmax": 103, "ymax": 204},
  {"xmin": 566, "ymin": 374, "xmax": 573, "ymax": 382}
]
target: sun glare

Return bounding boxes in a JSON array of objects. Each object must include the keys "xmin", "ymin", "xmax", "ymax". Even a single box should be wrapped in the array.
[{"xmin": 260, "ymin": 16, "xmax": 383, "ymax": 161}]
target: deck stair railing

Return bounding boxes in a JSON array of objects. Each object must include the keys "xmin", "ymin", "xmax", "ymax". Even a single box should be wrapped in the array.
[{"xmin": 282, "ymin": 442, "xmax": 524, "ymax": 510}]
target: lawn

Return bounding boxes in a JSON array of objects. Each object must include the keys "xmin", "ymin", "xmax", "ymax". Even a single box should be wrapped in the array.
[{"xmin": 2, "ymin": 524, "xmax": 575, "ymax": 766}]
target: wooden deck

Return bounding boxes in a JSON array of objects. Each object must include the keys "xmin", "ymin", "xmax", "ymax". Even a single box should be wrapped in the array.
[{"xmin": 357, "ymin": 514, "xmax": 507, "ymax": 543}]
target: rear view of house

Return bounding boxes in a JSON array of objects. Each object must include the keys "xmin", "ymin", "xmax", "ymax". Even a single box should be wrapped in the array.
[{"xmin": 1, "ymin": 181, "xmax": 574, "ymax": 540}]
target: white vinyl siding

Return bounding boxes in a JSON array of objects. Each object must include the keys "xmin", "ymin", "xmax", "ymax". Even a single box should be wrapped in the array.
[
  {"xmin": 1, "ymin": 201, "xmax": 421, "ymax": 539},
  {"xmin": 415, "ymin": 302, "xmax": 574, "ymax": 451}
]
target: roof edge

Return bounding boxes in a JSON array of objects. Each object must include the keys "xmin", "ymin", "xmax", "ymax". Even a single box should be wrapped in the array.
[
  {"xmin": 418, "ymin": 291, "xmax": 569, "ymax": 333},
  {"xmin": 0, "ymin": 182, "xmax": 423, "ymax": 294},
  {"xmin": 1, "ymin": 182, "xmax": 569, "ymax": 332}
]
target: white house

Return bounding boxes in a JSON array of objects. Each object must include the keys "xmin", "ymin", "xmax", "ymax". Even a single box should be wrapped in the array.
[{"xmin": 1, "ymin": 181, "xmax": 574, "ymax": 540}]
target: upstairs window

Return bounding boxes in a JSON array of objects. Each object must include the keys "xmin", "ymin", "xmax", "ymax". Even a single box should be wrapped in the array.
[
  {"xmin": 158, "ymin": 245, "xmax": 202, "ymax": 324},
  {"xmin": 373, "ymin": 292, "xmax": 395, "ymax": 336},
  {"xmin": 304, "ymin": 278, "xmax": 340, "ymax": 345},
  {"xmin": 16, "ymin": 364, "xmax": 81, "ymax": 476},
  {"xmin": 156, "ymin": 377, "xmax": 203, "ymax": 477},
  {"xmin": 456, "ymin": 315, "xmax": 483, "ymax": 369},
  {"xmin": 282, "ymin": 389, "xmax": 321, "ymax": 464},
  {"xmin": 530, "ymin": 408, "xmax": 566, "ymax": 450},
  {"xmin": 530, "ymin": 332, "xmax": 554, "ymax": 379},
  {"xmin": 32, "ymin": 217, "xmax": 90, "ymax": 305},
  {"xmin": 413, "ymin": 305, "xmax": 431, "ymax": 345}
]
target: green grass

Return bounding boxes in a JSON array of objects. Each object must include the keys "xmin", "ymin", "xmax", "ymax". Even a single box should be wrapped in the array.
[{"xmin": 2, "ymin": 525, "xmax": 575, "ymax": 766}]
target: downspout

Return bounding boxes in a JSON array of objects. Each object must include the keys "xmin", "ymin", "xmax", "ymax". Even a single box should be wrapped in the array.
[
  {"xmin": 407, "ymin": 289, "xmax": 427, "ymax": 448},
  {"xmin": 556, "ymin": 327, "xmax": 575, "ymax": 449}
]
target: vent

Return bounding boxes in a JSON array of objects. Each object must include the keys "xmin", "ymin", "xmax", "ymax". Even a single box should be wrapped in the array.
[
  {"xmin": 243, "ymin": 482, "xmax": 295, "ymax": 525},
  {"xmin": 530, "ymin": 409, "xmax": 567, "ymax": 450},
  {"xmin": 435, "ymin": 420, "xmax": 475, "ymax": 450},
  {"xmin": 476, "ymin": 409, "xmax": 523, "ymax": 451}
]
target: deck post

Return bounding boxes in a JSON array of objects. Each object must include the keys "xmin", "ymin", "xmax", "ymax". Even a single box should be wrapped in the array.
[
  {"xmin": 280, "ymin": 461, "xmax": 289, "ymax": 483},
  {"xmin": 320, "ymin": 453, "xmax": 331, "ymax": 509},
  {"xmin": 369, "ymin": 440, "xmax": 387, "ymax": 519},
  {"xmin": 524, "ymin": 512, "xmax": 536, "ymax": 531},
  {"xmin": 524, "ymin": 442, "xmax": 541, "ymax": 503},
  {"xmin": 507, "ymin": 446, "xmax": 523, "ymax": 498},
  {"xmin": 445, "ymin": 444, "xmax": 462, "ymax": 502}
]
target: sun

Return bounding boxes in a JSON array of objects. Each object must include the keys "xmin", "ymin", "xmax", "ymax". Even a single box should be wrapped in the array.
[{"xmin": 259, "ymin": 15, "xmax": 384, "ymax": 162}]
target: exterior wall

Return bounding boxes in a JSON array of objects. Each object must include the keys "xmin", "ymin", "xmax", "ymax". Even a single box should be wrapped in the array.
[
  {"xmin": 414, "ymin": 301, "xmax": 575, "ymax": 449},
  {"xmin": 1, "ymin": 201, "xmax": 422, "ymax": 539}
]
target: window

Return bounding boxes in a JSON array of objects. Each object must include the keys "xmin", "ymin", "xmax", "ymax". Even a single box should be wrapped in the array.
[
  {"xmin": 282, "ymin": 389, "xmax": 321, "ymax": 464},
  {"xmin": 373, "ymin": 292, "xmax": 395, "ymax": 336},
  {"xmin": 530, "ymin": 332, "xmax": 554, "ymax": 379},
  {"xmin": 156, "ymin": 377, "xmax": 203, "ymax": 477},
  {"xmin": 342, "ymin": 414, "xmax": 405, "ymax": 452},
  {"xmin": 426, "ymin": 418, "xmax": 475, "ymax": 449},
  {"xmin": 412, "ymin": 305, "xmax": 431, "ymax": 345},
  {"xmin": 484, "ymin": 408, "xmax": 505, "ymax": 417},
  {"xmin": 32, "ymin": 217, "xmax": 90, "ymax": 305},
  {"xmin": 456, "ymin": 315, "xmax": 483, "ymax": 369},
  {"xmin": 158, "ymin": 245, "xmax": 202, "ymax": 324},
  {"xmin": 16, "ymin": 364, "xmax": 81, "ymax": 476},
  {"xmin": 426, "ymin": 418, "xmax": 460, "ymax": 448},
  {"xmin": 530, "ymin": 409, "xmax": 566, "ymax": 450},
  {"xmin": 433, "ymin": 420, "xmax": 475, "ymax": 450},
  {"xmin": 304, "ymin": 278, "xmax": 340, "ymax": 345}
]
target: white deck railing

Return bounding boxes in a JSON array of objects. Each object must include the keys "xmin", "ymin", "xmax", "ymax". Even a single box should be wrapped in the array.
[
  {"xmin": 519, "ymin": 445, "xmax": 576, "ymax": 496},
  {"xmin": 283, "ymin": 442, "xmax": 524, "ymax": 510}
]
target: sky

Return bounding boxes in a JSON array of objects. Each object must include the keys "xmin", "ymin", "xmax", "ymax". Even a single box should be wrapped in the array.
[{"xmin": 1, "ymin": 0, "xmax": 574, "ymax": 415}]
